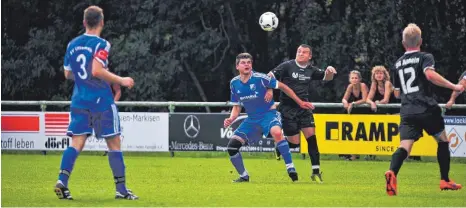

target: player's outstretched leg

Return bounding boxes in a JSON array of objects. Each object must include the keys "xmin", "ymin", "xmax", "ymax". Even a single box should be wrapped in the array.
[
  {"xmin": 436, "ymin": 132, "xmax": 462, "ymax": 191},
  {"xmin": 385, "ymin": 144, "xmax": 409, "ymax": 196},
  {"xmin": 306, "ymin": 134, "xmax": 323, "ymax": 183},
  {"xmin": 106, "ymin": 136, "xmax": 139, "ymax": 200},
  {"xmin": 228, "ymin": 138, "xmax": 249, "ymax": 182},
  {"xmin": 274, "ymin": 138, "xmax": 299, "ymax": 161},
  {"xmin": 54, "ymin": 135, "xmax": 86, "ymax": 200},
  {"xmin": 271, "ymin": 127, "xmax": 297, "ymax": 182}
]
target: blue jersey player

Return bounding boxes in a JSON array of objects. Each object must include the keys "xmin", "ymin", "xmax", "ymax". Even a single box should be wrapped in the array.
[
  {"xmin": 224, "ymin": 53, "xmax": 314, "ymax": 182},
  {"xmin": 54, "ymin": 6, "xmax": 138, "ymax": 200}
]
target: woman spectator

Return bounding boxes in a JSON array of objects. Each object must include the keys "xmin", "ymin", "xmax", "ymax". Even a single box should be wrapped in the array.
[
  {"xmin": 366, "ymin": 66, "xmax": 394, "ymax": 114},
  {"xmin": 341, "ymin": 70, "xmax": 369, "ymax": 160},
  {"xmin": 342, "ymin": 70, "xmax": 369, "ymax": 114}
]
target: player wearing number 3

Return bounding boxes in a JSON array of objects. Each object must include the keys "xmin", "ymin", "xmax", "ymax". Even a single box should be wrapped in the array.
[
  {"xmin": 55, "ymin": 6, "xmax": 138, "ymax": 200},
  {"xmin": 385, "ymin": 23, "xmax": 463, "ymax": 196}
]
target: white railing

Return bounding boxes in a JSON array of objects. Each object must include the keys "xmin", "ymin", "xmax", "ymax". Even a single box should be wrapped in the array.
[{"xmin": 2, "ymin": 100, "xmax": 466, "ymax": 112}]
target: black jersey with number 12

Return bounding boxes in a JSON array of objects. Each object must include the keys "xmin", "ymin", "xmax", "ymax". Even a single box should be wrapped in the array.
[{"xmin": 392, "ymin": 51, "xmax": 438, "ymax": 116}]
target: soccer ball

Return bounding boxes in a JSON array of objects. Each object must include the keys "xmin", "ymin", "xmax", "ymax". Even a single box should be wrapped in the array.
[{"xmin": 259, "ymin": 12, "xmax": 278, "ymax": 32}]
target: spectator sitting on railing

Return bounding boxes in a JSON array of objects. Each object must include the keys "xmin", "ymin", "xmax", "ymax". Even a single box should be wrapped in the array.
[
  {"xmin": 366, "ymin": 66, "xmax": 395, "ymax": 114},
  {"xmin": 342, "ymin": 70, "xmax": 368, "ymax": 114},
  {"xmin": 341, "ymin": 70, "xmax": 368, "ymax": 160}
]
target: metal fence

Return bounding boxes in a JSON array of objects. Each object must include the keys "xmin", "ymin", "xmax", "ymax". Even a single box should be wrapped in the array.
[{"xmin": 2, "ymin": 100, "xmax": 466, "ymax": 113}]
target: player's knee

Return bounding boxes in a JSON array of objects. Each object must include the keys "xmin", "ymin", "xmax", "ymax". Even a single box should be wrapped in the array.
[
  {"xmin": 105, "ymin": 135, "xmax": 121, "ymax": 151},
  {"xmin": 227, "ymin": 138, "xmax": 243, "ymax": 156},
  {"xmin": 286, "ymin": 135, "xmax": 300, "ymax": 144},
  {"xmin": 71, "ymin": 135, "xmax": 87, "ymax": 151},
  {"xmin": 433, "ymin": 130, "xmax": 447, "ymax": 142},
  {"xmin": 287, "ymin": 142, "xmax": 300, "ymax": 149}
]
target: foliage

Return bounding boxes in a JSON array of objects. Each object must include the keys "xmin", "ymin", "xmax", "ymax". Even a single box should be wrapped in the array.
[{"xmin": 2, "ymin": 0, "xmax": 465, "ymax": 111}]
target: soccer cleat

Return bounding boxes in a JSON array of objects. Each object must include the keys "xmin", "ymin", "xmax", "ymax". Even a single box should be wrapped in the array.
[
  {"xmin": 232, "ymin": 177, "xmax": 249, "ymax": 183},
  {"xmin": 274, "ymin": 147, "xmax": 281, "ymax": 161},
  {"xmin": 440, "ymin": 180, "xmax": 462, "ymax": 191},
  {"xmin": 54, "ymin": 182, "xmax": 73, "ymax": 200},
  {"xmin": 385, "ymin": 170, "xmax": 397, "ymax": 196},
  {"xmin": 115, "ymin": 189, "xmax": 139, "ymax": 200},
  {"xmin": 311, "ymin": 172, "xmax": 323, "ymax": 183},
  {"xmin": 288, "ymin": 171, "xmax": 298, "ymax": 182}
]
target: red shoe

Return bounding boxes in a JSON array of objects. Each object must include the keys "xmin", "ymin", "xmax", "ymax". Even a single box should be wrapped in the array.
[
  {"xmin": 440, "ymin": 180, "xmax": 462, "ymax": 191},
  {"xmin": 385, "ymin": 170, "xmax": 397, "ymax": 196}
]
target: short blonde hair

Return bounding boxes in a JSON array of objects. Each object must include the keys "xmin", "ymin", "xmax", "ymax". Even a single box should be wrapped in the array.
[
  {"xmin": 402, "ymin": 23, "xmax": 422, "ymax": 48},
  {"xmin": 350, "ymin": 70, "xmax": 362, "ymax": 80},
  {"xmin": 371, "ymin": 65, "xmax": 390, "ymax": 83}
]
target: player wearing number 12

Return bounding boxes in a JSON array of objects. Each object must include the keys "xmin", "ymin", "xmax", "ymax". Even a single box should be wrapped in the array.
[
  {"xmin": 385, "ymin": 23, "xmax": 464, "ymax": 196},
  {"xmin": 55, "ymin": 5, "xmax": 138, "ymax": 200}
]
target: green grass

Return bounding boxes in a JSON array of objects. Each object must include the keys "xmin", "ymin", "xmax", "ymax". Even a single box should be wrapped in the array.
[{"xmin": 1, "ymin": 154, "xmax": 465, "ymax": 207}]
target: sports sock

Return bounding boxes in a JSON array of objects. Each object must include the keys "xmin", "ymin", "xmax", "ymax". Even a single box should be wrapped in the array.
[
  {"xmin": 58, "ymin": 147, "xmax": 79, "ymax": 187},
  {"xmin": 276, "ymin": 140, "xmax": 295, "ymax": 173},
  {"xmin": 108, "ymin": 150, "xmax": 128, "ymax": 194},
  {"xmin": 389, "ymin": 147, "xmax": 408, "ymax": 175}
]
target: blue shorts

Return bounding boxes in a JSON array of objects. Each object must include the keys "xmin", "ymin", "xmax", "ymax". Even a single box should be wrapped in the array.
[
  {"xmin": 67, "ymin": 104, "xmax": 121, "ymax": 139},
  {"xmin": 233, "ymin": 110, "xmax": 282, "ymax": 143}
]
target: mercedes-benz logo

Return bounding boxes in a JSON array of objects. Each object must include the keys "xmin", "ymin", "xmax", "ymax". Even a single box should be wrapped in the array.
[{"xmin": 184, "ymin": 115, "xmax": 200, "ymax": 138}]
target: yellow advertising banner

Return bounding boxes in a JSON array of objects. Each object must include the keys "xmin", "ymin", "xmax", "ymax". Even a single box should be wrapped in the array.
[{"xmin": 300, "ymin": 114, "xmax": 438, "ymax": 156}]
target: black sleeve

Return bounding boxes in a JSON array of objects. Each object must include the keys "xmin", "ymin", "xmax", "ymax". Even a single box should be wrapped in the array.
[
  {"xmin": 422, "ymin": 53, "xmax": 435, "ymax": 72},
  {"xmin": 392, "ymin": 68, "xmax": 401, "ymax": 90},
  {"xmin": 270, "ymin": 62, "xmax": 288, "ymax": 81},
  {"xmin": 311, "ymin": 67, "xmax": 325, "ymax": 80}
]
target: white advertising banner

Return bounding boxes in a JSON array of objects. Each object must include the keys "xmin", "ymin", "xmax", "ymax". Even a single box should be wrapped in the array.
[
  {"xmin": 444, "ymin": 116, "xmax": 466, "ymax": 157},
  {"xmin": 1, "ymin": 111, "xmax": 169, "ymax": 152}
]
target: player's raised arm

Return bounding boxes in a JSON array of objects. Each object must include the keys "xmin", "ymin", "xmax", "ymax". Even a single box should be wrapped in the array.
[
  {"xmin": 312, "ymin": 66, "xmax": 336, "ymax": 81},
  {"xmin": 421, "ymin": 54, "xmax": 463, "ymax": 92},
  {"xmin": 446, "ymin": 72, "xmax": 466, "ymax": 108},
  {"xmin": 425, "ymin": 69, "xmax": 463, "ymax": 92},
  {"xmin": 91, "ymin": 42, "xmax": 134, "ymax": 89}
]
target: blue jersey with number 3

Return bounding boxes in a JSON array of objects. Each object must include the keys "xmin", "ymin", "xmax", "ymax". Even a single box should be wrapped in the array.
[{"xmin": 64, "ymin": 34, "xmax": 114, "ymax": 111}]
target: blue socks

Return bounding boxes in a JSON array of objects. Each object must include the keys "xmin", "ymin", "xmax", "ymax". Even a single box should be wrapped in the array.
[
  {"xmin": 108, "ymin": 150, "xmax": 128, "ymax": 194},
  {"xmin": 276, "ymin": 140, "xmax": 296, "ymax": 173},
  {"xmin": 58, "ymin": 147, "xmax": 79, "ymax": 187},
  {"xmin": 230, "ymin": 152, "xmax": 249, "ymax": 179}
]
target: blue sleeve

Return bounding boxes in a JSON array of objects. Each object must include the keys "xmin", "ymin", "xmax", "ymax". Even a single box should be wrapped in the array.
[
  {"xmin": 94, "ymin": 40, "xmax": 111, "ymax": 68},
  {"xmin": 258, "ymin": 73, "xmax": 278, "ymax": 89},
  {"xmin": 63, "ymin": 43, "xmax": 71, "ymax": 71},
  {"xmin": 230, "ymin": 82, "xmax": 241, "ymax": 105}
]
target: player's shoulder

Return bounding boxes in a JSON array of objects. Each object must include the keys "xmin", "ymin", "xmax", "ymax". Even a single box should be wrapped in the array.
[
  {"xmin": 230, "ymin": 75, "xmax": 241, "ymax": 85},
  {"xmin": 252, "ymin": 72, "xmax": 271, "ymax": 80},
  {"xmin": 276, "ymin": 59, "xmax": 294, "ymax": 69},
  {"xmin": 83, "ymin": 34, "xmax": 110, "ymax": 49}
]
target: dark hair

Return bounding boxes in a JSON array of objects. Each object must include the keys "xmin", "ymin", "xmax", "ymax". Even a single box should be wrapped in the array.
[
  {"xmin": 84, "ymin": 6, "xmax": 104, "ymax": 29},
  {"xmin": 299, "ymin": 44, "xmax": 312, "ymax": 52},
  {"xmin": 236, "ymin": 53, "xmax": 253, "ymax": 65}
]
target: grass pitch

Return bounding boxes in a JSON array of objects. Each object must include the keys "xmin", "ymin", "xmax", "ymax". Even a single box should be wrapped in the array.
[{"xmin": 1, "ymin": 153, "xmax": 465, "ymax": 207}]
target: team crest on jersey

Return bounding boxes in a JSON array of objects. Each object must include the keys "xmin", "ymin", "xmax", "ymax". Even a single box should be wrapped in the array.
[
  {"xmin": 250, "ymin": 84, "xmax": 256, "ymax": 91},
  {"xmin": 292, "ymin": 72, "xmax": 299, "ymax": 79}
]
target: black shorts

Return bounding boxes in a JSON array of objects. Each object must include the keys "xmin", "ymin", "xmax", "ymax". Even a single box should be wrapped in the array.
[
  {"xmin": 399, "ymin": 106, "xmax": 445, "ymax": 141},
  {"xmin": 278, "ymin": 104, "xmax": 315, "ymax": 136}
]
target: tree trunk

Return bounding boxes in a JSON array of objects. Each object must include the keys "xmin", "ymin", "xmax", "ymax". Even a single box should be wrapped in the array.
[{"xmin": 183, "ymin": 62, "xmax": 211, "ymax": 112}]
